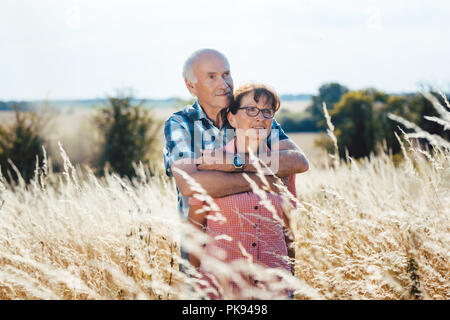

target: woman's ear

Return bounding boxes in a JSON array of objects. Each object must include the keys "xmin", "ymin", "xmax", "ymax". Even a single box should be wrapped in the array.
[{"xmin": 227, "ymin": 112, "xmax": 237, "ymax": 128}]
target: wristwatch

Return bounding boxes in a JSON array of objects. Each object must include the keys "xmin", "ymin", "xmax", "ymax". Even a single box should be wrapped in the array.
[{"xmin": 233, "ymin": 153, "xmax": 244, "ymax": 171}]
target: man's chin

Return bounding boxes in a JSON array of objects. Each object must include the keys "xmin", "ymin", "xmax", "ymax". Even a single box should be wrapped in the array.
[{"xmin": 215, "ymin": 95, "xmax": 231, "ymax": 108}]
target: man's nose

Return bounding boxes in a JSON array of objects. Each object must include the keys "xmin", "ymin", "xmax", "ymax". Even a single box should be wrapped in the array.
[{"xmin": 220, "ymin": 77, "xmax": 231, "ymax": 90}]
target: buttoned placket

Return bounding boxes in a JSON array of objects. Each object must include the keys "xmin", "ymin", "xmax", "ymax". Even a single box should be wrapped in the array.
[{"xmin": 249, "ymin": 197, "xmax": 262, "ymax": 287}]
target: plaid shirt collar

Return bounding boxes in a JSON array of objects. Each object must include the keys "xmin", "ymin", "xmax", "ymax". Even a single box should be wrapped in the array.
[{"xmin": 187, "ymin": 100, "xmax": 231, "ymax": 129}]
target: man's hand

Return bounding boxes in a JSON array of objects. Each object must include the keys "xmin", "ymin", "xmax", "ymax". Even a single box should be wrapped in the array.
[
  {"xmin": 270, "ymin": 139, "xmax": 309, "ymax": 177},
  {"xmin": 173, "ymin": 160, "xmax": 292, "ymax": 198},
  {"xmin": 196, "ymin": 149, "xmax": 235, "ymax": 172},
  {"xmin": 196, "ymin": 149, "xmax": 274, "ymax": 174}
]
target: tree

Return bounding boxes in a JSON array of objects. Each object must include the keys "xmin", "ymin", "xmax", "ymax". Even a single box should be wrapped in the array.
[
  {"xmin": 93, "ymin": 95, "xmax": 163, "ymax": 178},
  {"xmin": 306, "ymin": 82, "xmax": 349, "ymax": 130},
  {"xmin": 375, "ymin": 95, "xmax": 417, "ymax": 155},
  {"xmin": 330, "ymin": 91, "xmax": 376, "ymax": 159},
  {"xmin": 409, "ymin": 92, "xmax": 450, "ymax": 141},
  {"xmin": 0, "ymin": 105, "xmax": 46, "ymax": 183}
]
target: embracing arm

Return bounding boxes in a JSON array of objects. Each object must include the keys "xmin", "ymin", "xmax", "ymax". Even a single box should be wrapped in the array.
[
  {"xmin": 272, "ymin": 138, "xmax": 309, "ymax": 177},
  {"xmin": 171, "ymin": 161, "xmax": 286, "ymax": 198},
  {"xmin": 196, "ymin": 138, "xmax": 309, "ymax": 177}
]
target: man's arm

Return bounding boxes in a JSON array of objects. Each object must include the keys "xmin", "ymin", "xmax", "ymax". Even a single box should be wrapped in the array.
[
  {"xmin": 267, "ymin": 119, "xmax": 309, "ymax": 177},
  {"xmin": 195, "ymin": 138, "xmax": 309, "ymax": 177},
  {"xmin": 163, "ymin": 116, "xmax": 261, "ymax": 198},
  {"xmin": 271, "ymin": 138, "xmax": 309, "ymax": 177},
  {"xmin": 164, "ymin": 116, "xmax": 306, "ymax": 198},
  {"xmin": 172, "ymin": 160, "xmax": 286, "ymax": 198},
  {"xmin": 173, "ymin": 138, "xmax": 308, "ymax": 198}
]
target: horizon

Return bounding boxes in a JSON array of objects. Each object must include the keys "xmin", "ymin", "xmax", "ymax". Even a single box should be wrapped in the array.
[
  {"xmin": 1, "ymin": 0, "xmax": 449, "ymax": 101},
  {"xmin": 3, "ymin": 90, "xmax": 447, "ymax": 104}
]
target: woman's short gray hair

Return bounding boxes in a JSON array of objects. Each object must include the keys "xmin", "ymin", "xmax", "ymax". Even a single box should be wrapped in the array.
[{"xmin": 182, "ymin": 48, "xmax": 228, "ymax": 84}]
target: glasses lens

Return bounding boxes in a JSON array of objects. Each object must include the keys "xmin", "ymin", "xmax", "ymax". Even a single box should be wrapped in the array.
[
  {"xmin": 262, "ymin": 109, "xmax": 274, "ymax": 118},
  {"xmin": 246, "ymin": 107, "xmax": 259, "ymax": 117}
]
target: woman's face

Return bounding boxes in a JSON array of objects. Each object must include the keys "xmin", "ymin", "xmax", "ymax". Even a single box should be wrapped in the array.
[{"xmin": 227, "ymin": 91, "xmax": 274, "ymax": 140}]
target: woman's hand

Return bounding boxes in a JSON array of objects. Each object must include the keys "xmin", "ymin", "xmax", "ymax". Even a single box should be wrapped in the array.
[
  {"xmin": 280, "ymin": 176, "xmax": 290, "ymax": 187},
  {"xmin": 283, "ymin": 226, "xmax": 296, "ymax": 275}
]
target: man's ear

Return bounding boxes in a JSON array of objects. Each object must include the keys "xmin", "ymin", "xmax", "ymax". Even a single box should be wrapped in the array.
[{"xmin": 185, "ymin": 78, "xmax": 196, "ymax": 96}]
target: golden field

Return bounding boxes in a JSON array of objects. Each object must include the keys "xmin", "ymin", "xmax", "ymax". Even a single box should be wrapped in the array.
[{"xmin": 0, "ymin": 105, "xmax": 449, "ymax": 300}]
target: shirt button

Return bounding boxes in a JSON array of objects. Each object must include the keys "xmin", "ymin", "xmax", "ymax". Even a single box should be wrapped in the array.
[
  {"xmin": 252, "ymin": 243, "xmax": 256, "ymax": 247},
  {"xmin": 254, "ymin": 206, "xmax": 258, "ymax": 210}
]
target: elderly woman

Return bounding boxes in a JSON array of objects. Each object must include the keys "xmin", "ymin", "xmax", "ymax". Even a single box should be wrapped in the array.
[{"xmin": 188, "ymin": 83, "xmax": 296, "ymax": 299}]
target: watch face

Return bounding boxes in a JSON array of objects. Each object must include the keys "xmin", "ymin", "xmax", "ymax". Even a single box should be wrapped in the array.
[{"xmin": 234, "ymin": 154, "xmax": 244, "ymax": 167}]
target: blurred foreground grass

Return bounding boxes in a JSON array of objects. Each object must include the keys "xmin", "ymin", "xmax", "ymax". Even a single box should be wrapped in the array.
[
  {"xmin": 0, "ymin": 136, "xmax": 448, "ymax": 299},
  {"xmin": 0, "ymin": 95, "xmax": 449, "ymax": 299}
]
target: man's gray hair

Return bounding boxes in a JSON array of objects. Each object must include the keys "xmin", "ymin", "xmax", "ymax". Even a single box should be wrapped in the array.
[{"xmin": 182, "ymin": 48, "xmax": 229, "ymax": 84}]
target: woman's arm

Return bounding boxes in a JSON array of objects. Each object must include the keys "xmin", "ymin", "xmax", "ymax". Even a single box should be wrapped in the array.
[
  {"xmin": 187, "ymin": 204, "xmax": 208, "ymax": 271},
  {"xmin": 282, "ymin": 207, "xmax": 295, "ymax": 275},
  {"xmin": 284, "ymin": 227, "xmax": 296, "ymax": 275}
]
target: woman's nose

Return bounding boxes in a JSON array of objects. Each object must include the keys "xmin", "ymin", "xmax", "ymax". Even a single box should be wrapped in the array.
[{"xmin": 256, "ymin": 110, "xmax": 265, "ymax": 120}]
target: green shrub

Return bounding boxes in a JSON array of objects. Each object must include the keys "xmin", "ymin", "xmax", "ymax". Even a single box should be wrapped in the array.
[
  {"xmin": 275, "ymin": 110, "xmax": 319, "ymax": 132},
  {"xmin": 306, "ymin": 82, "xmax": 349, "ymax": 130},
  {"xmin": 0, "ymin": 105, "xmax": 46, "ymax": 183},
  {"xmin": 93, "ymin": 95, "xmax": 163, "ymax": 178},
  {"xmin": 330, "ymin": 91, "xmax": 377, "ymax": 159}
]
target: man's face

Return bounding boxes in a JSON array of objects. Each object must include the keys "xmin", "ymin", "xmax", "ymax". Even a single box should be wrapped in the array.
[{"xmin": 188, "ymin": 52, "xmax": 234, "ymax": 111}]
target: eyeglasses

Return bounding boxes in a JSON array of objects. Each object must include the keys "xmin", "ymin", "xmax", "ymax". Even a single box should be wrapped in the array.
[{"xmin": 237, "ymin": 106, "xmax": 275, "ymax": 119}]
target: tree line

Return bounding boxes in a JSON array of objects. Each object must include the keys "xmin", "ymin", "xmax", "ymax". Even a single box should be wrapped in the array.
[
  {"xmin": 276, "ymin": 82, "xmax": 450, "ymax": 159},
  {"xmin": 0, "ymin": 96, "xmax": 162, "ymax": 184},
  {"xmin": 1, "ymin": 84, "xmax": 449, "ymax": 184}
]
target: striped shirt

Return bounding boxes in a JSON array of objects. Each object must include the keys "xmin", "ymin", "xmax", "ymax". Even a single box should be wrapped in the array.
[
  {"xmin": 163, "ymin": 100, "xmax": 289, "ymax": 219},
  {"xmin": 195, "ymin": 190, "xmax": 295, "ymax": 299}
]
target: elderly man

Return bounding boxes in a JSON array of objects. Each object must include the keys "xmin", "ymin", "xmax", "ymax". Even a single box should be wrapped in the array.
[{"xmin": 163, "ymin": 48, "xmax": 309, "ymax": 271}]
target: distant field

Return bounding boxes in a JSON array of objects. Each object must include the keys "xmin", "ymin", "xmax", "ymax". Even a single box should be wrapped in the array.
[
  {"xmin": 0, "ymin": 110, "xmax": 15, "ymax": 124},
  {"xmin": 1, "ymin": 108, "xmax": 324, "ymax": 167},
  {"xmin": 281, "ymin": 100, "xmax": 311, "ymax": 113},
  {"xmin": 288, "ymin": 132, "xmax": 326, "ymax": 167}
]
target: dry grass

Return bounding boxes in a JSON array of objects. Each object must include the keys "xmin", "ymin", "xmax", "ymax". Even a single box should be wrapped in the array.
[
  {"xmin": 0, "ymin": 106, "xmax": 170, "ymax": 169},
  {"xmin": 0, "ymin": 95, "xmax": 449, "ymax": 300}
]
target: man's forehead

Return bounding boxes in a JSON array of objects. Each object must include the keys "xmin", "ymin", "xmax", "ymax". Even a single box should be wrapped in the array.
[{"xmin": 194, "ymin": 52, "xmax": 230, "ymax": 72}]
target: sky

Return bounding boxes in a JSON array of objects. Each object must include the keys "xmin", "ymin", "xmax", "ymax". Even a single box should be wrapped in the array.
[{"xmin": 1, "ymin": 0, "xmax": 449, "ymax": 101}]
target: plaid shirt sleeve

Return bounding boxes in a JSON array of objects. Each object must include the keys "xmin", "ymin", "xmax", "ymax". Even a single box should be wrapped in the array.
[
  {"xmin": 268, "ymin": 119, "xmax": 289, "ymax": 145},
  {"xmin": 163, "ymin": 115, "xmax": 196, "ymax": 177}
]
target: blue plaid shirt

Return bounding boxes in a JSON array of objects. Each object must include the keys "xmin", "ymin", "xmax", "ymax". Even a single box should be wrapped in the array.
[{"xmin": 163, "ymin": 100, "xmax": 289, "ymax": 219}]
